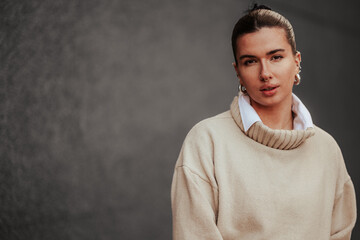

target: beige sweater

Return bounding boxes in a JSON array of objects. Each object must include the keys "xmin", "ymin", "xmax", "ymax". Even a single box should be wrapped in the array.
[{"xmin": 171, "ymin": 96, "xmax": 356, "ymax": 240}]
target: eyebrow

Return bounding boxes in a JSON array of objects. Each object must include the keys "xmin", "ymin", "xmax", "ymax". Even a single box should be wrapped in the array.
[{"xmin": 238, "ymin": 49, "xmax": 285, "ymax": 61}]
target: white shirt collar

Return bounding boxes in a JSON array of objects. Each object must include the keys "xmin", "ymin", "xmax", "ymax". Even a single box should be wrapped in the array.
[{"xmin": 238, "ymin": 92, "xmax": 313, "ymax": 132}]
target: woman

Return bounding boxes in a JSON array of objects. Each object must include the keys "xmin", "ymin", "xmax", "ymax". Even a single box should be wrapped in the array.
[{"xmin": 171, "ymin": 4, "xmax": 357, "ymax": 240}]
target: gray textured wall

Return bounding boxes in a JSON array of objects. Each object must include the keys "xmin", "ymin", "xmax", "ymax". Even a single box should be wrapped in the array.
[{"xmin": 1, "ymin": 0, "xmax": 359, "ymax": 239}]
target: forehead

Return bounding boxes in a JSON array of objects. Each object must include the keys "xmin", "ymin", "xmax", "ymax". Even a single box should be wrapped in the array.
[{"xmin": 236, "ymin": 27, "xmax": 290, "ymax": 55}]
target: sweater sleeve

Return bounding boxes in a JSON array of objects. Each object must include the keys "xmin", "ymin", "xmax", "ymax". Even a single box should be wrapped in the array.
[
  {"xmin": 330, "ymin": 178, "xmax": 357, "ymax": 240},
  {"xmin": 171, "ymin": 122, "xmax": 223, "ymax": 240},
  {"xmin": 330, "ymin": 147, "xmax": 357, "ymax": 240},
  {"xmin": 171, "ymin": 165, "xmax": 223, "ymax": 240}
]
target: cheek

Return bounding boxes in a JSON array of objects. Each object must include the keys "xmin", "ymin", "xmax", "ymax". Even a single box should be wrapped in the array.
[
  {"xmin": 239, "ymin": 67, "xmax": 259, "ymax": 85},
  {"xmin": 282, "ymin": 69, "xmax": 296, "ymax": 89},
  {"xmin": 276, "ymin": 62, "xmax": 296, "ymax": 81}
]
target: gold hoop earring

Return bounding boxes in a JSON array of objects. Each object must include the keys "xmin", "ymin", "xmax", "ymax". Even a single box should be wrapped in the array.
[
  {"xmin": 238, "ymin": 84, "xmax": 247, "ymax": 93},
  {"xmin": 294, "ymin": 65, "xmax": 301, "ymax": 85},
  {"xmin": 294, "ymin": 73, "xmax": 301, "ymax": 85}
]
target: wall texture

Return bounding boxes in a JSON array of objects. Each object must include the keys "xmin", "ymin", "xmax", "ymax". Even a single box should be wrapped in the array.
[{"xmin": 1, "ymin": 0, "xmax": 359, "ymax": 239}]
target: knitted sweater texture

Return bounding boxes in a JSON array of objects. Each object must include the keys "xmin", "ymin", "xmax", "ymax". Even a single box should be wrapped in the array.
[{"xmin": 171, "ymin": 96, "xmax": 356, "ymax": 240}]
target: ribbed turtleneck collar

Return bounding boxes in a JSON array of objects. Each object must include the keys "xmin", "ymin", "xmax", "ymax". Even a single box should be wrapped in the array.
[{"xmin": 230, "ymin": 96, "xmax": 315, "ymax": 150}]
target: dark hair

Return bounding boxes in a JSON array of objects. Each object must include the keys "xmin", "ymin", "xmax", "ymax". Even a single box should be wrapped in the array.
[{"xmin": 231, "ymin": 4, "xmax": 297, "ymax": 64}]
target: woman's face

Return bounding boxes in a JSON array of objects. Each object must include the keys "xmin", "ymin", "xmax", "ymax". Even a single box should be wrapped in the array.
[{"xmin": 233, "ymin": 27, "xmax": 301, "ymax": 111}]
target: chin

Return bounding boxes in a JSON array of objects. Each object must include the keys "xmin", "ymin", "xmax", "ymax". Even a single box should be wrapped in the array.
[{"xmin": 252, "ymin": 96, "xmax": 284, "ymax": 108}]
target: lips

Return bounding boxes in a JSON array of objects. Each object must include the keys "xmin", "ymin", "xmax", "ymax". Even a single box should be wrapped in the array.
[
  {"xmin": 261, "ymin": 86, "xmax": 277, "ymax": 91},
  {"xmin": 260, "ymin": 85, "xmax": 279, "ymax": 91},
  {"xmin": 260, "ymin": 85, "xmax": 279, "ymax": 96}
]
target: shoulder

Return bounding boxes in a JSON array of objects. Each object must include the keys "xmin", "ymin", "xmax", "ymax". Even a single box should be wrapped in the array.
[
  {"xmin": 312, "ymin": 124, "xmax": 349, "ymax": 179},
  {"xmin": 175, "ymin": 113, "xmax": 233, "ymax": 187},
  {"xmin": 311, "ymin": 124, "xmax": 344, "ymax": 162},
  {"xmin": 186, "ymin": 111, "xmax": 235, "ymax": 139},
  {"xmin": 312, "ymin": 124, "xmax": 340, "ymax": 150},
  {"xmin": 177, "ymin": 111, "xmax": 234, "ymax": 164}
]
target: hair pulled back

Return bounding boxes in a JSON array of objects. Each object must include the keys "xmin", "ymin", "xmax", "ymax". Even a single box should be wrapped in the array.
[{"xmin": 231, "ymin": 4, "xmax": 297, "ymax": 64}]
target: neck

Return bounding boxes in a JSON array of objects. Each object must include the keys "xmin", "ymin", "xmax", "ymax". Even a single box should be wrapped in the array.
[{"xmin": 250, "ymin": 97, "xmax": 294, "ymax": 130}]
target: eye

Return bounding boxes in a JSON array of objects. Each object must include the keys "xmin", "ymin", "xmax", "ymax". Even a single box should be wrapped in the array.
[
  {"xmin": 271, "ymin": 55, "xmax": 283, "ymax": 61},
  {"xmin": 243, "ymin": 59, "xmax": 257, "ymax": 66}
]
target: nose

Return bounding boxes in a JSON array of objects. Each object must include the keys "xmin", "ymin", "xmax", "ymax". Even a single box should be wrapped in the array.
[{"xmin": 259, "ymin": 61, "xmax": 272, "ymax": 82}]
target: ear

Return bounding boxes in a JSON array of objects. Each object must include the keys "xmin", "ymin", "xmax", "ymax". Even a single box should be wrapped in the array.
[
  {"xmin": 294, "ymin": 51, "xmax": 301, "ymax": 71},
  {"xmin": 232, "ymin": 62, "xmax": 241, "ymax": 79},
  {"xmin": 232, "ymin": 62, "xmax": 243, "ymax": 85}
]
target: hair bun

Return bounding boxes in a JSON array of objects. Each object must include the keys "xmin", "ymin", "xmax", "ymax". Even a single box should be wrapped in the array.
[{"xmin": 249, "ymin": 3, "xmax": 272, "ymax": 12}]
